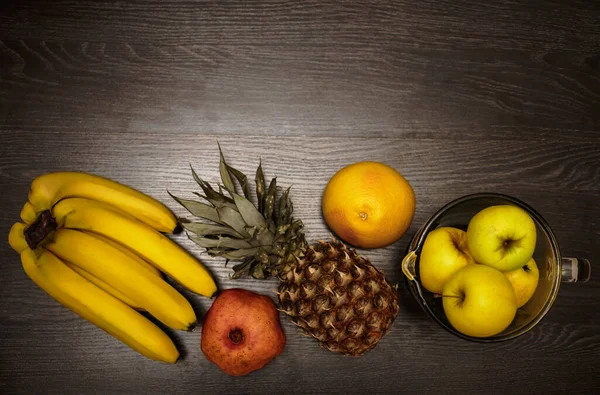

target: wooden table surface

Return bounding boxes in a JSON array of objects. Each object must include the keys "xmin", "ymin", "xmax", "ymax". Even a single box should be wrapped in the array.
[{"xmin": 1, "ymin": 1, "xmax": 599, "ymax": 394}]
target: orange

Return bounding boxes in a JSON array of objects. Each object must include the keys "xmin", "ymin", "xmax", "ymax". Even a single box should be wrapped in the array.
[{"xmin": 322, "ymin": 161, "xmax": 416, "ymax": 249}]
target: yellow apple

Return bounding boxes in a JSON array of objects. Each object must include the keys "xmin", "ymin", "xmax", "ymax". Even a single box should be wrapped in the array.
[
  {"xmin": 504, "ymin": 257, "xmax": 539, "ymax": 308},
  {"xmin": 419, "ymin": 227, "xmax": 476, "ymax": 294},
  {"xmin": 467, "ymin": 205, "xmax": 537, "ymax": 272},
  {"xmin": 442, "ymin": 264, "xmax": 517, "ymax": 338}
]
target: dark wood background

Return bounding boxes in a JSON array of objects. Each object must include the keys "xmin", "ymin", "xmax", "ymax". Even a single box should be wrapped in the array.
[{"xmin": 1, "ymin": 1, "xmax": 599, "ymax": 394}]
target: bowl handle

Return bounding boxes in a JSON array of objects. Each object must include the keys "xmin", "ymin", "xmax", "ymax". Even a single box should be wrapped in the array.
[
  {"xmin": 561, "ymin": 257, "xmax": 591, "ymax": 283},
  {"xmin": 402, "ymin": 251, "xmax": 418, "ymax": 281}
]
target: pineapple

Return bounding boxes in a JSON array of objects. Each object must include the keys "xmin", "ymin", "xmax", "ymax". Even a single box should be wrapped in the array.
[{"xmin": 171, "ymin": 148, "xmax": 399, "ymax": 356}]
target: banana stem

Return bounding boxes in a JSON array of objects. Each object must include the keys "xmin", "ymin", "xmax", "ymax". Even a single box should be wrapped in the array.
[{"xmin": 24, "ymin": 210, "xmax": 57, "ymax": 249}]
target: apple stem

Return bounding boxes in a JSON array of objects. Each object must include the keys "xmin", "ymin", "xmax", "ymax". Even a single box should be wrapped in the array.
[{"xmin": 433, "ymin": 294, "xmax": 462, "ymax": 299}]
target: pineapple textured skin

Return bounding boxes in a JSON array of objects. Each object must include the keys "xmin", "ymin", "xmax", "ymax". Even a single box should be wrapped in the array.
[{"xmin": 278, "ymin": 239, "xmax": 399, "ymax": 356}]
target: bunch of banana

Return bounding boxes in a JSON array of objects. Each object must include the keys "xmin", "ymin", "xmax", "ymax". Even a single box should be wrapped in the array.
[{"xmin": 8, "ymin": 172, "xmax": 218, "ymax": 363}]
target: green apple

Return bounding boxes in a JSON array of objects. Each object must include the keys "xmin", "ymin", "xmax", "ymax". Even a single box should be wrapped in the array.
[
  {"xmin": 442, "ymin": 264, "xmax": 517, "ymax": 338},
  {"xmin": 504, "ymin": 257, "xmax": 539, "ymax": 308},
  {"xmin": 419, "ymin": 227, "xmax": 476, "ymax": 294},
  {"xmin": 467, "ymin": 205, "xmax": 537, "ymax": 272}
]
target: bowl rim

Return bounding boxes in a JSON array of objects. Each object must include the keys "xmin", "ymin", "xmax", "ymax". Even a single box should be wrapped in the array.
[{"xmin": 403, "ymin": 192, "xmax": 562, "ymax": 342}]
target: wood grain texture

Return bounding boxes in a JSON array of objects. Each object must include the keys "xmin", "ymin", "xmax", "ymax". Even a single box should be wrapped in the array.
[
  {"xmin": 1, "ymin": 0, "xmax": 599, "ymax": 51},
  {"xmin": 1, "ymin": 40, "xmax": 599, "ymax": 137},
  {"xmin": 1, "ymin": 1, "xmax": 600, "ymax": 394}
]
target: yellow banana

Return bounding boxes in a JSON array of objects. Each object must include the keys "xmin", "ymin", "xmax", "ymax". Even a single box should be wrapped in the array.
[
  {"xmin": 80, "ymin": 230, "xmax": 162, "ymax": 279},
  {"xmin": 20, "ymin": 201, "xmax": 37, "ymax": 224},
  {"xmin": 20, "ymin": 248, "xmax": 179, "ymax": 363},
  {"xmin": 52, "ymin": 197, "xmax": 217, "ymax": 297},
  {"xmin": 11, "ymin": 223, "xmax": 142, "ymax": 309},
  {"xmin": 27, "ymin": 171, "xmax": 178, "ymax": 233},
  {"xmin": 8, "ymin": 222, "xmax": 29, "ymax": 253},
  {"xmin": 44, "ymin": 228, "xmax": 197, "ymax": 330},
  {"xmin": 20, "ymin": 203, "xmax": 163, "ymax": 279},
  {"xmin": 65, "ymin": 263, "xmax": 142, "ymax": 309}
]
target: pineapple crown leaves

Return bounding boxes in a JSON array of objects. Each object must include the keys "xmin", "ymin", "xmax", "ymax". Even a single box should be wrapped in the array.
[{"xmin": 170, "ymin": 145, "xmax": 307, "ymax": 280}]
